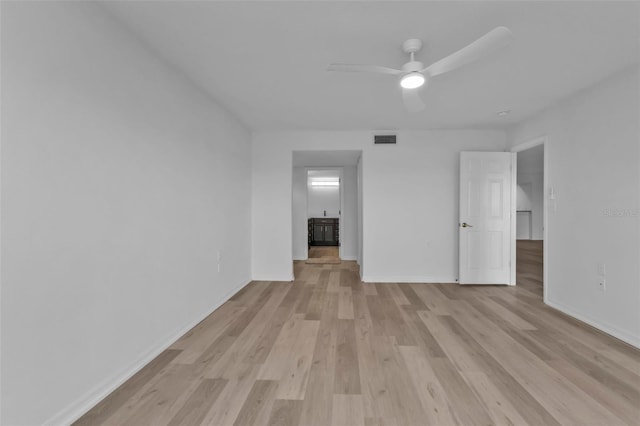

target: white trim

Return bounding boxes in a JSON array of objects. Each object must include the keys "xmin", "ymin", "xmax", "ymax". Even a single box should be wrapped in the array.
[
  {"xmin": 510, "ymin": 136, "xmax": 547, "ymax": 153},
  {"xmin": 357, "ymin": 154, "xmax": 364, "ymax": 280},
  {"xmin": 302, "ymin": 166, "xmax": 345, "ymax": 261},
  {"xmin": 362, "ymin": 275, "xmax": 457, "ymax": 284},
  {"xmin": 44, "ymin": 278, "xmax": 251, "ymax": 426},
  {"xmin": 546, "ymin": 299, "xmax": 640, "ymax": 349},
  {"xmin": 297, "ymin": 257, "xmax": 358, "ymax": 263},
  {"xmin": 510, "ymin": 136, "xmax": 548, "ymax": 301},
  {"xmin": 460, "ymin": 280, "xmax": 510, "ymax": 285},
  {"xmin": 339, "ymin": 167, "xmax": 344, "ymax": 260},
  {"xmin": 252, "ymin": 274, "xmax": 294, "ymax": 282},
  {"xmin": 509, "ymin": 152, "xmax": 517, "ymax": 286},
  {"xmin": 340, "ymin": 256, "xmax": 358, "ymax": 261}
]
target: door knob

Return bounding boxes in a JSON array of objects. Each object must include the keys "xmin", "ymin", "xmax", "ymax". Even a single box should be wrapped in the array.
[{"xmin": 461, "ymin": 222, "xmax": 473, "ymax": 228}]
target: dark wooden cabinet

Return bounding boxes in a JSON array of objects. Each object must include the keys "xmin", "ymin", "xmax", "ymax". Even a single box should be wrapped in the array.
[{"xmin": 308, "ymin": 218, "xmax": 339, "ymax": 246}]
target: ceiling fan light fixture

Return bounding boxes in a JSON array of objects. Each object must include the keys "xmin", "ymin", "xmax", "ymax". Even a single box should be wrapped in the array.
[{"xmin": 400, "ymin": 72, "xmax": 425, "ymax": 89}]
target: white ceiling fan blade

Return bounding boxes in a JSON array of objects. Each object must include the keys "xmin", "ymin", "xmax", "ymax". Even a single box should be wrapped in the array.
[
  {"xmin": 327, "ymin": 63, "xmax": 403, "ymax": 75},
  {"xmin": 402, "ymin": 88, "xmax": 425, "ymax": 113},
  {"xmin": 424, "ymin": 27, "xmax": 512, "ymax": 77}
]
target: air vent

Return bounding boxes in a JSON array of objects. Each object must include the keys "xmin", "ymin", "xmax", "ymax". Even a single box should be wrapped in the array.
[{"xmin": 374, "ymin": 134, "xmax": 397, "ymax": 144}]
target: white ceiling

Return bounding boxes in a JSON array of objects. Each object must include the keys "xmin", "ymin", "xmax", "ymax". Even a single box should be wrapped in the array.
[{"xmin": 103, "ymin": 1, "xmax": 639, "ymax": 131}]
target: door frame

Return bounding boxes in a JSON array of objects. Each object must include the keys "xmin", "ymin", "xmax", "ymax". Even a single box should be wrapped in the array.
[
  {"xmin": 510, "ymin": 136, "xmax": 548, "ymax": 301},
  {"xmin": 305, "ymin": 167, "xmax": 344, "ymax": 259}
]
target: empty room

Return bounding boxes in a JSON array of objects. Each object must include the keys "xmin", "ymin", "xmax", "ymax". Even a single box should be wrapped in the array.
[{"xmin": 1, "ymin": 1, "xmax": 639, "ymax": 425}]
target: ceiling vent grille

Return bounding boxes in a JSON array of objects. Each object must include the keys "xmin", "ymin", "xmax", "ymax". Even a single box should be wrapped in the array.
[{"xmin": 374, "ymin": 134, "xmax": 397, "ymax": 144}]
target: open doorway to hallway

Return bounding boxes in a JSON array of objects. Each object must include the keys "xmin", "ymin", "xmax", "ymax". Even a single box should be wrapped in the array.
[
  {"xmin": 514, "ymin": 142, "xmax": 545, "ymax": 298},
  {"xmin": 292, "ymin": 150, "xmax": 362, "ymax": 273},
  {"xmin": 306, "ymin": 169, "xmax": 342, "ymax": 263}
]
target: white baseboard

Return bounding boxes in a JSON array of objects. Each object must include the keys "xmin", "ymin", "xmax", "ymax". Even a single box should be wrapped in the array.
[
  {"xmin": 251, "ymin": 274, "xmax": 294, "ymax": 282},
  {"xmin": 362, "ymin": 275, "xmax": 457, "ymax": 284},
  {"xmin": 545, "ymin": 299, "xmax": 640, "ymax": 349},
  {"xmin": 293, "ymin": 256, "xmax": 357, "ymax": 262},
  {"xmin": 45, "ymin": 278, "xmax": 251, "ymax": 426},
  {"xmin": 340, "ymin": 256, "xmax": 358, "ymax": 261}
]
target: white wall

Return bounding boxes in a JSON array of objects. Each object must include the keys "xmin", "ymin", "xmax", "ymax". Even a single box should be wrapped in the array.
[
  {"xmin": 517, "ymin": 173, "xmax": 544, "ymax": 239},
  {"xmin": 516, "ymin": 182, "xmax": 533, "ymax": 211},
  {"xmin": 517, "ymin": 145, "xmax": 544, "ymax": 240},
  {"xmin": 307, "ymin": 182, "xmax": 340, "ymax": 218},
  {"xmin": 341, "ymin": 166, "xmax": 358, "ymax": 260},
  {"xmin": 292, "ymin": 167, "xmax": 308, "ymax": 260},
  {"xmin": 1, "ymin": 3, "xmax": 252, "ymax": 425},
  {"xmin": 509, "ymin": 65, "xmax": 640, "ymax": 348},
  {"xmin": 251, "ymin": 131, "xmax": 506, "ymax": 282}
]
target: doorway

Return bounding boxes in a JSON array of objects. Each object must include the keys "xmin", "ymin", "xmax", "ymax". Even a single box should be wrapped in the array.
[
  {"xmin": 307, "ymin": 169, "xmax": 341, "ymax": 262},
  {"xmin": 291, "ymin": 150, "xmax": 362, "ymax": 274},
  {"xmin": 512, "ymin": 138, "xmax": 547, "ymax": 300}
]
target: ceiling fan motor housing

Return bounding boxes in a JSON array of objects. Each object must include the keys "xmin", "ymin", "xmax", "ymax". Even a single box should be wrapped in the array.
[
  {"xmin": 402, "ymin": 38, "xmax": 423, "ymax": 54},
  {"xmin": 402, "ymin": 61, "xmax": 424, "ymax": 73}
]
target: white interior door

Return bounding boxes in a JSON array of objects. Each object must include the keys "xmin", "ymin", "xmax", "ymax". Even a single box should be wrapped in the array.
[{"xmin": 459, "ymin": 152, "xmax": 514, "ymax": 284}]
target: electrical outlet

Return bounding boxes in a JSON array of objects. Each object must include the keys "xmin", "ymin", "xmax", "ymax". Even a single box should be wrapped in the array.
[
  {"xmin": 598, "ymin": 279, "xmax": 606, "ymax": 292},
  {"xmin": 597, "ymin": 263, "xmax": 606, "ymax": 276}
]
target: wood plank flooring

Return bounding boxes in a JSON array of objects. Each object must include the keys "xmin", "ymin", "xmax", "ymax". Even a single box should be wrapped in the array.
[
  {"xmin": 308, "ymin": 246, "xmax": 339, "ymax": 259},
  {"xmin": 516, "ymin": 240, "xmax": 543, "ymax": 297},
  {"xmin": 75, "ymin": 244, "xmax": 640, "ymax": 426}
]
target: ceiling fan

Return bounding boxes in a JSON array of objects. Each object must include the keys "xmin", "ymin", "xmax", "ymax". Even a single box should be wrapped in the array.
[{"xmin": 327, "ymin": 27, "xmax": 513, "ymax": 112}]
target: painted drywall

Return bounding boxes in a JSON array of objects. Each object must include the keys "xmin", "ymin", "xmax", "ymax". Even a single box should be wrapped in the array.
[
  {"xmin": 517, "ymin": 182, "xmax": 534, "ymax": 211},
  {"xmin": 251, "ymin": 131, "xmax": 506, "ymax": 282},
  {"xmin": 1, "ymin": 3, "xmax": 252, "ymax": 425},
  {"xmin": 291, "ymin": 167, "xmax": 308, "ymax": 260},
  {"xmin": 509, "ymin": 65, "xmax": 640, "ymax": 347},
  {"xmin": 516, "ymin": 211, "xmax": 532, "ymax": 239},
  {"xmin": 307, "ymin": 179, "xmax": 340, "ymax": 218},
  {"xmin": 341, "ymin": 166, "xmax": 358, "ymax": 261},
  {"xmin": 516, "ymin": 173, "xmax": 544, "ymax": 239}
]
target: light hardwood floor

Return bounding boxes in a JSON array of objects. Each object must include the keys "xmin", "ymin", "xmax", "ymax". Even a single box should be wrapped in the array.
[
  {"xmin": 75, "ymin": 245, "xmax": 640, "ymax": 426},
  {"xmin": 516, "ymin": 240, "xmax": 543, "ymax": 297},
  {"xmin": 308, "ymin": 246, "xmax": 339, "ymax": 259}
]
